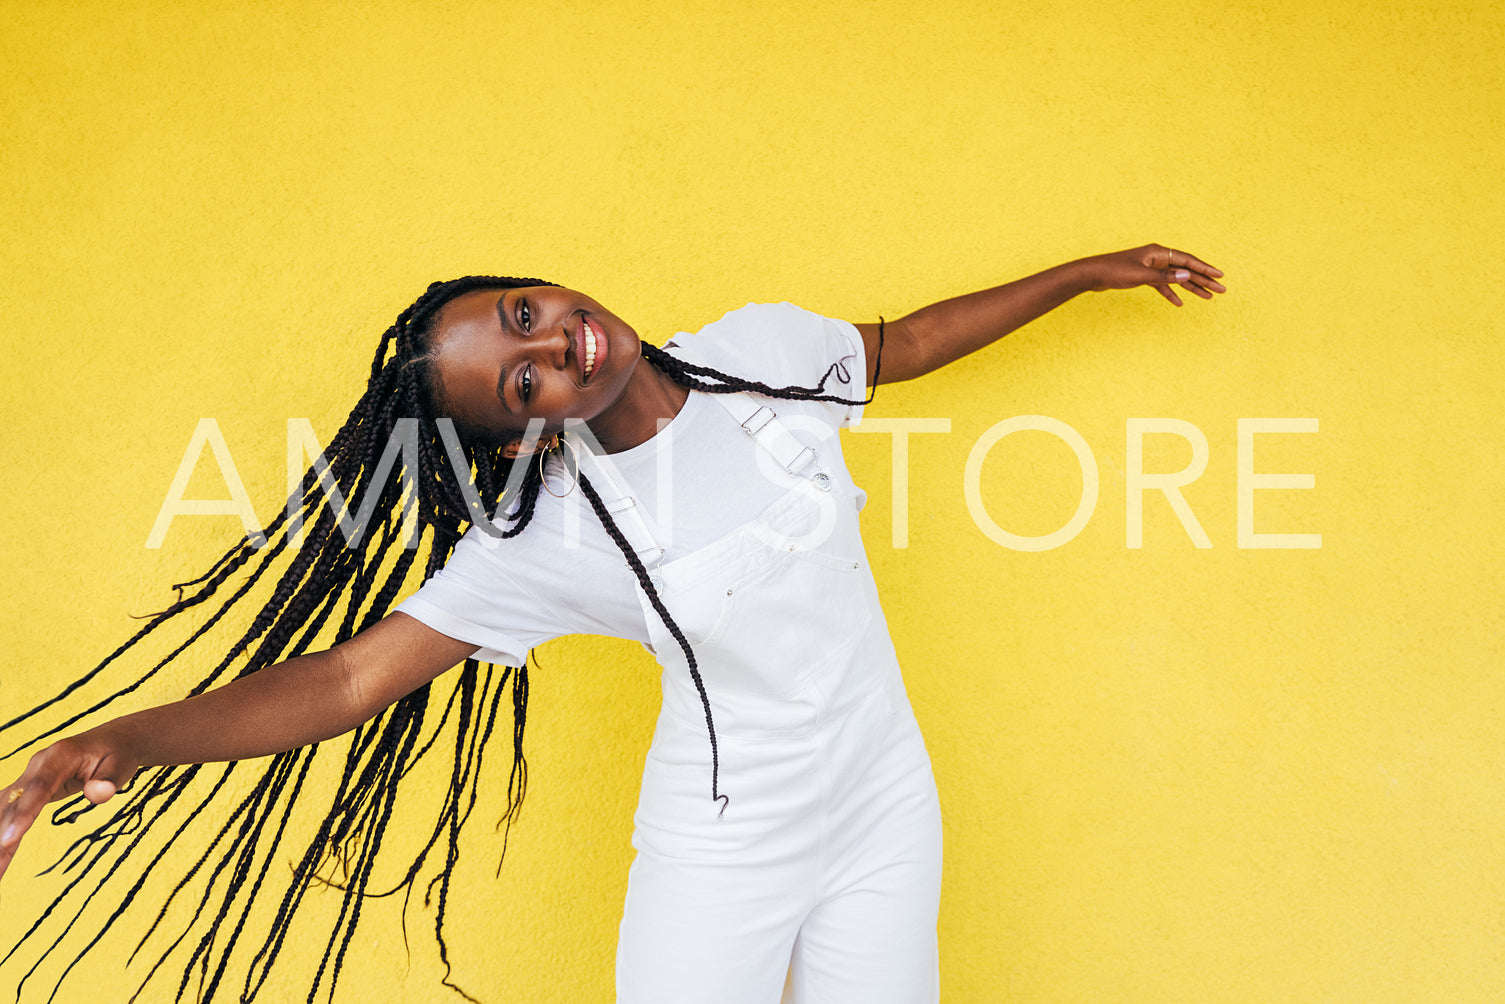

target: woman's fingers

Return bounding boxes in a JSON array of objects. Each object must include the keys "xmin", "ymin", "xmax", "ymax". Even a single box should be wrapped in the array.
[
  {"xmin": 1098, "ymin": 246, "xmax": 1226, "ymax": 301},
  {"xmin": 1166, "ymin": 248, "xmax": 1223, "ymax": 278},
  {"xmin": 1180, "ymin": 269, "xmax": 1226, "ymax": 295},
  {"xmin": 1160, "ymin": 248, "xmax": 1227, "ymax": 294},
  {"xmin": 1181, "ymin": 276, "xmax": 1217, "ymax": 299},
  {"xmin": 1152, "ymin": 248, "xmax": 1228, "ymax": 303},
  {"xmin": 82, "ymin": 779, "xmax": 118, "ymax": 804},
  {"xmin": 0, "ymin": 772, "xmax": 51, "ymax": 881},
  {"xmin": 0, "ymin": 742, "xmax": 119, "ymax": 882}
]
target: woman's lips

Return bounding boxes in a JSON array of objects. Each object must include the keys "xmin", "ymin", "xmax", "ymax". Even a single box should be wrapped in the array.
[{"xmin": 579, "ymin": 315, "xmax": 606, "ymax": 382}]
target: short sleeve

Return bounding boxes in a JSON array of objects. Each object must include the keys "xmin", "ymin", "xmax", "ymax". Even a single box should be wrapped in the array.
[
  {"xmin": 665, "ymin": 303, "xmax": 868, "ymax": 429},
  {"xmin": 393, "ymin": 527, "xmax": 571, "ymax": 667},
  {"xmin": 821, "ymin": 314, "xmax": 869, "ymax": 428}
]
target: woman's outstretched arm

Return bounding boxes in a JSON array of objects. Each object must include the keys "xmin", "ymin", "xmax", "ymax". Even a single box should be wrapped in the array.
[
  {"xmin": 0, "ymin": 612, "xmax": 477, "ymax": 880},
  {"xmin": 856, "ymin": 243, "xmax": 1226, "ymax": 386}
]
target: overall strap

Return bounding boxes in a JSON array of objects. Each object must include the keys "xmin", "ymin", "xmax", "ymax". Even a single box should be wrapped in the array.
[
  {"xmin": 569, "ymin": 437, "xmax": 666, "ymax": 573},
  {"xmin": 709, "ymin": 392, "xmax": 821, "ymax": 478}
]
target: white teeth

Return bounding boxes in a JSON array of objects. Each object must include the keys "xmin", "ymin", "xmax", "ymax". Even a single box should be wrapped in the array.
[{"xmin": 583, "ymin": 322, "xmax": 597, "ymax": 378}]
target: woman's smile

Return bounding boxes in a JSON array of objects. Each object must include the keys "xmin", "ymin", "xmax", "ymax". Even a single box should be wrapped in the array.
[{"xmin": 580, "ymin": 314, "xmax": 607, "ymax": 381}]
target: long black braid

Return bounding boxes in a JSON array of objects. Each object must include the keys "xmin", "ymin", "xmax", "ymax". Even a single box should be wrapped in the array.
[{"xmin": 0, "ymin": 276, "xmax": 880, "ymax": 1002}]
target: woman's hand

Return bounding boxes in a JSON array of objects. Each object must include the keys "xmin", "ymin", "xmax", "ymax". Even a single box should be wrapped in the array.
[
  {"xmin": 1082, "ymin": 244, "xmax": 1226, "ymax": 307},
  {"xmin": 0, "ymin": 733, "xmax": 139, "ymax": 881}
]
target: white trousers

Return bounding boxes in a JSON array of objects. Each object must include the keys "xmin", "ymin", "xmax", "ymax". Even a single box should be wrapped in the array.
[{"xmin": 616, "ymin": 681, "xmax": 942, "ymax": 1004}]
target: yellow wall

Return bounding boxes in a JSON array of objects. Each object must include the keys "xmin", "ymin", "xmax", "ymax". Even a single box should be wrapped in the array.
[{"xmin": 2, "ymin": 1, "xmax": 1502, "ymax": 1001}]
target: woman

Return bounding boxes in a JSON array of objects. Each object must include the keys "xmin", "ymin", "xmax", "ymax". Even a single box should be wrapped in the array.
[{"xmin": 0, "ymin": 245, "xmax": 1223, "ymax": 1002}]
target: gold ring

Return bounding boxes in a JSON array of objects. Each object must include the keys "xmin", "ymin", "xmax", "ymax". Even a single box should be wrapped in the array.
[
  {"xmin": 1167, "ymin": 249, "xmax": 1176, "ymax": 269},
  {"xmin": 5, "ymin": 787, "xmax": 22, "ymax": 804}
]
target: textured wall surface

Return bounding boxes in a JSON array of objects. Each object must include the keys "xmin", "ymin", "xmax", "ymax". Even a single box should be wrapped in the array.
[{"xmin": 2, "ymin": 1, "xmax": 1502, "ymax": 1001}]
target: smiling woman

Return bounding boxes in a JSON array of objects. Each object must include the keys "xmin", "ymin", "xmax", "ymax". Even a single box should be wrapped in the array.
[
  {"xmin": 0, "ymin": 246, "xmax": 1222, "ymax": 1003},
  {"xmin": 428, "ymin": 286, "xmax": 663, "ymax": 452}
]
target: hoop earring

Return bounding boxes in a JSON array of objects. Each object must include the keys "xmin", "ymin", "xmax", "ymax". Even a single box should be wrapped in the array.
[{"xmin": 539, "ymin": 433, "xmax": 580, "ymax": 498}]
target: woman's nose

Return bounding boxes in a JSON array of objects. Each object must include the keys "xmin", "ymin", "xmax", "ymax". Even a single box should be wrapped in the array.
[{"xmin": 526, "ymin": 321, "xmax": 571, "ymax": 370}]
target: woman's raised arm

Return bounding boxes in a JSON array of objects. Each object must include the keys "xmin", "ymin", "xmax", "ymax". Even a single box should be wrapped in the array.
[
  {"xmin": 855, "ymin": 244, "xmax": 1226, "ymax": 385},
  {"xmin": 0, "ymin": 612, "xmax": 477, "ymax": 880}
]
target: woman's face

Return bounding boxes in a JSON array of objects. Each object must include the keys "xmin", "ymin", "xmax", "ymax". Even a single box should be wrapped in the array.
[{"xmin": 429, "ymin": 285, "xmax": 640, "ymax": 447}]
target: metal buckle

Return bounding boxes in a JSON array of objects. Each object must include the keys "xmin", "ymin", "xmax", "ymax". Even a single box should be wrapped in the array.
[
  {"xmin": 740, "ymin": 407, "xmax": 775, "ymax": 436},
  {"xmin": 785, "ymin": 446, "xmax": 817, "ymax": 475}
]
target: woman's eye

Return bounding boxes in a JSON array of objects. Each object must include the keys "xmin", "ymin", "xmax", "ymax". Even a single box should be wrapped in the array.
[
  {"xmin": 518, "ymin": 301, "xmax": 531, "ymax": 330},
  {"xmin": 519, "ymin": 367, "xmax": 533, "ymax": 404}
]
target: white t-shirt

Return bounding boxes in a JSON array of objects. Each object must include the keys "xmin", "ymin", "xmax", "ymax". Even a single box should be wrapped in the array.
[{"xmin": 395, "ymin": 302, "xmax": 868, "ymax": 666}]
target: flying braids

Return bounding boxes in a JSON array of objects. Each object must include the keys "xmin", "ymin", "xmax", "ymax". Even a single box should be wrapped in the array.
[{"xmin": 0, "ymin": 276, "xmax": 881, "ymax": 1002}]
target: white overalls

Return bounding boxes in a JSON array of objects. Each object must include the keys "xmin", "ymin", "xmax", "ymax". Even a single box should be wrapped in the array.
[{"xmin": 576, "ymin": 393, "xmax": 943, "ymax": 1004}]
